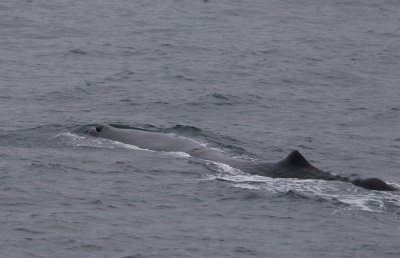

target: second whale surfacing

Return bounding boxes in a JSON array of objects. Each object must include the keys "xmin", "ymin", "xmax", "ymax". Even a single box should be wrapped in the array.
[{"xmin": 88, "ymin": 124, "xmax": 396, "ymax": 191}]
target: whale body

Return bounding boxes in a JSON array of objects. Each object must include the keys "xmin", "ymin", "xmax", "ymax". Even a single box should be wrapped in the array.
[{"xmin": 88, "ymin": 124, "xmax": 396, "ymax": 191}]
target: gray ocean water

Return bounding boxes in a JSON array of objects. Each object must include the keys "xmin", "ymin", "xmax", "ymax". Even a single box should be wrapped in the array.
[{"xmin": 1, "ymin": 0, "xmax": 400, "ymax": 257}]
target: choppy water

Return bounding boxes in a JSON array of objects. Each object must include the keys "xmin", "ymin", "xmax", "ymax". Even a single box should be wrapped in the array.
[{"xmin": 1, "ymin": 0, "xmax": 400, "ymax": 257}]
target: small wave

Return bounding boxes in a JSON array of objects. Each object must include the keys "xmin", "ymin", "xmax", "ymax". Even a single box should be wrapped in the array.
[
  {"xmin": 209, "ymin": 93, "xmax": 231, "ymax": 101},
  {"xmin": 164, "ymin": 124, "xmax": 202, "ymax": 134},
  {"xmin": 69, "ymin": 48, "xmax": 87, "ymax": 55},
  {"xmin": 104, "ymin": 70, "xmax": 135, "ymax": 82}
]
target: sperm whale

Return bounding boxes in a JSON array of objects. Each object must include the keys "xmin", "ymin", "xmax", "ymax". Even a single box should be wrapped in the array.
[{"xmin": 88, "ymin": 124, "xmax": 396, "ymax": 191}]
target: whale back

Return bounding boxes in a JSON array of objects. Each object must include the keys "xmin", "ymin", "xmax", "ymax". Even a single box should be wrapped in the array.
[
  {"xmin": 278, "ymin": 150, "xmax": 312, "ymax": 168},
  {"xmin": 351, "ymin": 178, "xmax": 396, "ymax": 191},
  {"xmin": 254, "ymin": 150, "xmax": 338, "ymax": 180}
]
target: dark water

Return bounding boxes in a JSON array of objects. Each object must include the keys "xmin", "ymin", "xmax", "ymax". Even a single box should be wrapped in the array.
[{"xmin": 1, "ymin": 0, "xmax": 400, "ymax": 257}]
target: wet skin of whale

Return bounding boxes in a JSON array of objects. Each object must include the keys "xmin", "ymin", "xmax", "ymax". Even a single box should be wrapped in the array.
[{"xmin": 88, "ymin": 125, "xmax": 396, "ymax": 191}]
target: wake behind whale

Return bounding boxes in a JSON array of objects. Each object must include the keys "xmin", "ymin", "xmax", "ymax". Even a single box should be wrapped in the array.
[{"xmin": 87, "ymin": 124, "xmax": 396, "ymax": 191}]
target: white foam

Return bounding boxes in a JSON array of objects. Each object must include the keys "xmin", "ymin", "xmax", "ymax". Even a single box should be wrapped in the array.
[
  {"xmin": 52, "ymin": 132, "xmax": 85, "ymax": 141},
  {"xmin": 177, "ymin": 135, "xmax": 253, "ymax": 161},
  {"xmin": 53, "ymin": 132, "xmax": 126, "ymax": 149},
  {"xmin": 233, "ymin": 183, "xmax": 261, "ymax": 190},
  {"xmin": 110, "ymin": 140, "xmax": 148, "ymax": 151},
  {"xmin": 160, "ymin": 151, "xmax": 191, "ymax": 158},
  {"xmin": 178, "ymin": 135, "xmax": 208, "ymax": 147},
  {"xmin": 337, "ymin": 196, "xmax": 377, "ymax": 212}
]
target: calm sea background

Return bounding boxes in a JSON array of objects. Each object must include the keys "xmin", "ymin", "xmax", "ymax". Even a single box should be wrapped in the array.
[{"xmin": 1, "ymin": 0, "xmax": 400, "ymax": 257}]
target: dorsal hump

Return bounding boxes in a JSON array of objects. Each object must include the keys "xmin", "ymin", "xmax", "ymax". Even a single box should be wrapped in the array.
[{"xmin": 281, "ymin": 150, "xmax": 312, "ymax": 168}]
